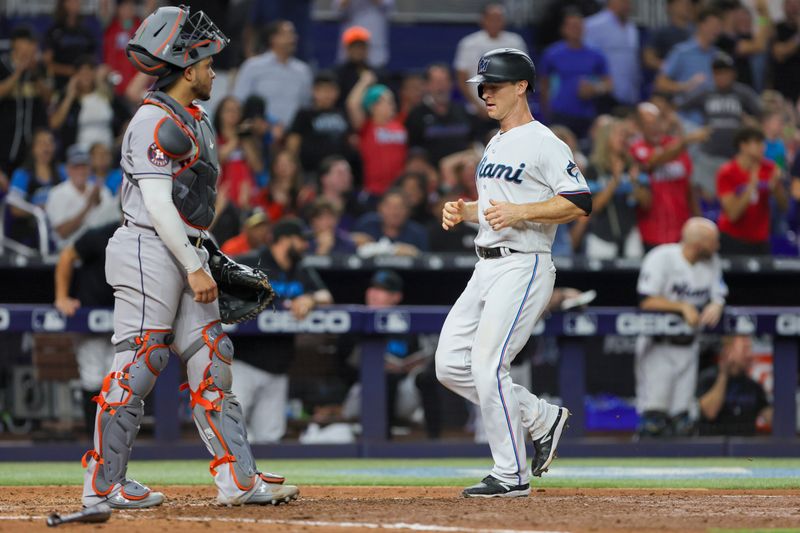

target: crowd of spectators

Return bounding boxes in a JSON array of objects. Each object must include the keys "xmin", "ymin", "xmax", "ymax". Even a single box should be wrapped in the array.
[{"xmin": 3, "ymin": 0, "xmax": 800, "ymax": 258}]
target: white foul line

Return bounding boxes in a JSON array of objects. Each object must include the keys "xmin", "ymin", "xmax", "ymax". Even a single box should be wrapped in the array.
[{"xmin": 0, "ymin": 514, "xmax": 568, "ymax": 533}]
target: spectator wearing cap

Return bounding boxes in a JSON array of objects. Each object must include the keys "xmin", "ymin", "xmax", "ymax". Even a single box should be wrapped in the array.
[
  {"xmin": 334, "ymin": 269, "xmax": 446, "ymax": 439},
  {"xmin": 334, "ymin": 25, "xmax": 384, "ymax": 110},
  {"xmin": 0, "ymin": 27, "xmax": 49, "ymax": 175},
  {"xmin": 678, "ymin": 52, "xmax": 762, "ymax": 201},
  {"xmin": 45, "ymin": 145, "xmax": 119, "ymax": 248},
  {"xmin": 539, "ymin": 9, "xmax": 612, "ymax": 140},
  {"xmin": 287, "ymin": 72, "xmax": 354, "ymax": 176},
  {"xmin": 308, "ymin": 198, "xmax": 357, "ymax": 255},
  {"xmin": 453, "ymin": 2, "xmax": 527, "ymax": 116},
  {"xmin": 717, "ymin": 127, "xmax": 788, "ymax": 255},
  {"xmin": 336, "ymin": 1, "xmax": 393, "ymax": 68},
  {"xmin": 49, "ymin": 56, "xmax": 131, "ymax": 160},
  {"xmin": 220, "ymin": 210, "xmax": 271, "ymax": 257},
  {"xmin": 583, "ymin": 0, "xmax": 641, "ymax": 107},
  {"xmin": 656, "ymin": 7, "xmax": 723, "ymax": 106},
  {"xmin": 232, "ymin": 217, "xmax": 334, "ymax": 443},
  {"xmin": 346, "ymin": 71, "xmax": 408, "ymax": 200},
  {"xmin": 352, "ymin": 189, "xmax": 429, "ymax": 256},
  {"xmin": 233, "ymin": 20, "xmax": 313, "ymax": 128},
  {"xmin": 405, "ymin": 63, "xmax": 473, "ymax": 166}
]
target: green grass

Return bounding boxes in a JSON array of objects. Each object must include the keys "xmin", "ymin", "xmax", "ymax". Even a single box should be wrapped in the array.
[{"xmin": 1, "ymin": 458, "xmax": 799, "ymax": 489}]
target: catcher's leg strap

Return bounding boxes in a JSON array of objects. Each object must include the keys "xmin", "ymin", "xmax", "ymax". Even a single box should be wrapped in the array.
[
  {"xmin": 82, "ymin": 329, "xmax": 173, "ymax": 496},
  {"xmin": 181, "ymin": 321, "xmax": 258, "ymax": 491}
]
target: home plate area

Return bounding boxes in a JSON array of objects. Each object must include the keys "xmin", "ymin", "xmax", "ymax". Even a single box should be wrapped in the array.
[{"xmin": 2, "ymin": 485, "xmax": 800, "ymax": 533}]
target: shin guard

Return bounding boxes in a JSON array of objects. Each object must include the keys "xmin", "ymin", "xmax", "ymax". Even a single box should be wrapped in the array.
[
  {"xmin": 182, "ymin": 321, "xmax": 258, "ymax": 492},
  {"xmin": 82, "ymin": 330, "xmax": 172, "ymax": 497}
]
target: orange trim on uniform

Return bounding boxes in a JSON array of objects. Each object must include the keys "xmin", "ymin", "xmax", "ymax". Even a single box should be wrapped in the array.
[
  {"xmin": 153, "ymin": 117, "xmax": 188, "ymax": 159},
  {"xmin": 130, "ymin": 51, "xmax": 166, "ymax": 73},
  {"xmin": 183, "ymin": 40, "xmax": 212, "ymax": 62},
  {"xmin": 120, "ymin": 487, "xmax": 150, "ymax": 500},
  {"xmin": 154, "ymin": 10, "xmax": 184, "ymax": 56}
]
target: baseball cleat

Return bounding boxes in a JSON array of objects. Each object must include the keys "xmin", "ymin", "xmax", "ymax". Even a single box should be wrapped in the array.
[
  {"xmin": 258, "ymin": 471, "xmax": 286, "ymax": 484},
  {"xmin": 217, "ymin": 481, "xmax": 299, "ymax": 506},
  {"xmin": 462, "ymin": 476, "xmax": 530, "ymax": 498},
  {"xmin": 532, "ymin": 407, "xmax": 570, "ymax": 477},
  {"xmin": 84, "ymin": 480, "xmax": 164, "ymax": 509}
]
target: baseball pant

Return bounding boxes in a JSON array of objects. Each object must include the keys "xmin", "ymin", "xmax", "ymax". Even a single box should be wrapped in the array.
[
  {"xmin": 635, "ymin": 336, "xmax": 700, "ymax": 416},
  {"xmin": 231, "ymin": 360, "xmax": 288, "ymax": 443},
  {"xmin": 83, "ymin": 226, "xmax": 254, "ymax": 502},
  {"xmin": 436, "ymin": 252, "xmax": 560, "ymax": 486}
]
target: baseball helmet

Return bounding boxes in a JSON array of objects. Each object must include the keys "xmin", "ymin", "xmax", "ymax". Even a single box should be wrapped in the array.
[
  {"xmin": 467, "ymin": 48, "xmax": 536, "ymax": 97},
  {"xmin": 126, "ymin": 5, "xmax": 228, "ymax": 87}
]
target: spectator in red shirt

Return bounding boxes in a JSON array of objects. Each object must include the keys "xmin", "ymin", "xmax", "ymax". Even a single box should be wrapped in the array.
[
  {"xmin": 254, "ymin": 149, "xmax": 312, "ymax": 222},
  {"xmin": 214, "ymin": 96, "xmax": 264, "ymax": 211},
  {"xmin": 717, "ymin": 127, "xmax": 789, "ymax": 255},
  {"xmin": 221, "ymin": 210, "xmax": 271, "ymax": 257},
  {"xmin": 630, "ymin": 102, "xmax": 707, "ymax": 250},
  {"xmin": 102, "ymin": 0, "xmax": 140, "ymax": 96},
  {"xmin": 346, "ymin": 70, "xmax": 407, "ymax": 201}
]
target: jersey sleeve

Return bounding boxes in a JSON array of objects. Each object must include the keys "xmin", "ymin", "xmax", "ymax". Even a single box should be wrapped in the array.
[
  {"xmin": 538, "ymin": 136, "xmax": 590, "ymax": 196},
  {"xmin": 637, "ymin": 249, "xmax": 667, "ymax": 297},
  {"xmin": 716, "ymin": 164, "xmax": 736, "ymax": 197},
  {"xmin": 710, "ymin": 257, "xmax": 728, "ymax": 305},
  {"xmin": 122, "ymin": 110, "xmax": 175, "ymax": 180}
]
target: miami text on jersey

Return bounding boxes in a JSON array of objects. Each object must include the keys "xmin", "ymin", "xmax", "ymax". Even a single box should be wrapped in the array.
[{"xmin": 476, "ymin": 156, "xmax": 525, "ymax": 184}]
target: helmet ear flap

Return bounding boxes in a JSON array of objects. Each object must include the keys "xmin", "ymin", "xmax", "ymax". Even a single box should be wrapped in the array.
[{"xmin": 478, "ymin": 83, "xmax": 485, "ymax": 101}]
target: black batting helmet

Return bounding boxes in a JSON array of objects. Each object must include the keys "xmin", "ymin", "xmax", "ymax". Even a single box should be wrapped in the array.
[
  {"xmin": 126, "ymin": 5, "xmax": 229, "ymax": 89},
  {"xmin": 467, "ymin": 48, "xmax": 536, "ymax": 99}
]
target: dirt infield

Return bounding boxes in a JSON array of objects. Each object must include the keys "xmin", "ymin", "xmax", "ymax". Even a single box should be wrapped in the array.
[{"xmin": 2, "ymin": 486, "xmax": 800, "ymax": 533}]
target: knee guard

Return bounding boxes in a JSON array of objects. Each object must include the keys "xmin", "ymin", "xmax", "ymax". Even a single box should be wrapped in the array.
[
  {"xmin": 181, "ymin": 321, "xmax": 257, "ymax": 491},
  {"xmin": 82, "ymin": 329, "xmax": 173, "ymax": 496}
]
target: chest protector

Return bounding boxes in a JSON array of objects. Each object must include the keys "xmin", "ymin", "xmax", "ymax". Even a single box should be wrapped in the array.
[{"xmin": 142, "ymin": 91, "xmax": 220, "ymax": 230}]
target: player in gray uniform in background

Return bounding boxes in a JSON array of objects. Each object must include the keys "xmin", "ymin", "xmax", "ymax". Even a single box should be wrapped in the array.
[
  {"xmin": 80, "ymin": 6, "xmax": 298, "ymax": 509},
  {"xmin": 636, "ymin": 217, "xmax": 727, "ymax": 438}
]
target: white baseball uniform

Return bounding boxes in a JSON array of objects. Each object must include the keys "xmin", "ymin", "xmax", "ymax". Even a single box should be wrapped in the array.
[
  {"xmin": 635, "ymin": 243, "xmax": 727, "ymax": 416},
  {"xmin": 436, "ymin": 120, "xmax": 590, "ymax": 486}
]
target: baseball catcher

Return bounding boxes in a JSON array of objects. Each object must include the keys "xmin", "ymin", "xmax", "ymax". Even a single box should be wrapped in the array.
[{"xmin": 80, "ymin": 5, "xmax": 297, "ymax": 509}]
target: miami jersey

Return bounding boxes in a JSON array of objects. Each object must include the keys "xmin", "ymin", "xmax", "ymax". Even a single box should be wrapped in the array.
[{"xmin": 474, "ymin": 120, "xmax": 589, "ymax": 252}]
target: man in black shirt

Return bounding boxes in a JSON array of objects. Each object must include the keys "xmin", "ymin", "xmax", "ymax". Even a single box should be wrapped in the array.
[
  {"xmin": 697, "ymin": 335, "xmax": 772, "ymax": 436},
  {"xmin": 53, "ymin": 221, "xmax": 117, "ymax": 438},
  {"xmin": 231, "ymin": 218, "xmax": 333, "ymax": 442},
  {"xmin": 0, "ymin": 27, "xmax": 49, "ymax": 174},
  {"xmin": 771, "ymin": 0, "xmax": 800, "ymax": 103},
  {"xmin": 405, "ymin": 64, "xmax": 473, "ymax": 166},
  {"xmin": 286, "ymin": 71, "xmax": 354, "ymax": 175}
]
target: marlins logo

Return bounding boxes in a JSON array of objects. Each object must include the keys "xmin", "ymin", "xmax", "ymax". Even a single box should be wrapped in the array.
[
  {"xmin": 147, "ymin": 142, "xmax": 169, "ymax": 167},
  {"xmin": 478, "ymin": 57, "xmax": 491, "ymax": 74},
  {"xmin": 566, "ymin": 160, "xmax": 581, "ymax": 182}
]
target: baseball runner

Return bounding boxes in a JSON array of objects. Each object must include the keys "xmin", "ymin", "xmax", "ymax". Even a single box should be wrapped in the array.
[
  {"xmin": 436, "ymin": 48, "xmax": 592, "ymax": 498},
  {"xmin": 636, "ymin": 217, "xmax": 727, "ymax": 437},
  {"xmin": 80, "ymin": 6, "xmax": 297, "ymax": 509}
]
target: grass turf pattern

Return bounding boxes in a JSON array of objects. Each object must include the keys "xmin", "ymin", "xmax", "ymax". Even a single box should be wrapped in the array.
[{"xmin": 1, "ymin": 458, "xmax": 800, "ymax": 489}]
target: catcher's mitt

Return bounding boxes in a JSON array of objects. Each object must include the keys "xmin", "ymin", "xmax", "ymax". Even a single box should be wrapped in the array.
[{"xmin": 204, "ymin": 241, "xmax": 275, "ymax": 324}]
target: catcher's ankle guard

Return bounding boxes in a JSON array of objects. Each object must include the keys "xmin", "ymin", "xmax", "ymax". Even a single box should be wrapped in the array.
[
  {"xmin": 83, "ymin": 330, "xmax": 173, "ymax": 496},
  {"xmin": 181, "ymin": 321, "xmax": 258, "ymax": 491}
]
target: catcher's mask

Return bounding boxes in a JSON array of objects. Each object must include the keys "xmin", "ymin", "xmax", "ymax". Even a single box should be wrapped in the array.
[{"xmin": 126, "ymin": 5, "xmax": 229, "ymax": 89}]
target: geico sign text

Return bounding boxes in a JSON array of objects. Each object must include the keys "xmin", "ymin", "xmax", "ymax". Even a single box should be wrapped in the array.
[
  {"xmin": 776, "ymin": 314, "xmax": 800, "ymax": 336},
  {"xmin": 616, "ymin": 313, "xmax": 694, "ymax": 336},
  {"xmin": 258, "ymin": 310, "xmax": 351, "ymax": 333}
]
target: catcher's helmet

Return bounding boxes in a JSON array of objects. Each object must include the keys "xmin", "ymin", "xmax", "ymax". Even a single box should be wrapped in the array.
[
  {"xmin": 467, "ymin": 48, "xmax": 536, "ymax": 97},
  {"xmin": 127, "ymin": 5, "xmax": 228, "ymax": 86}
]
